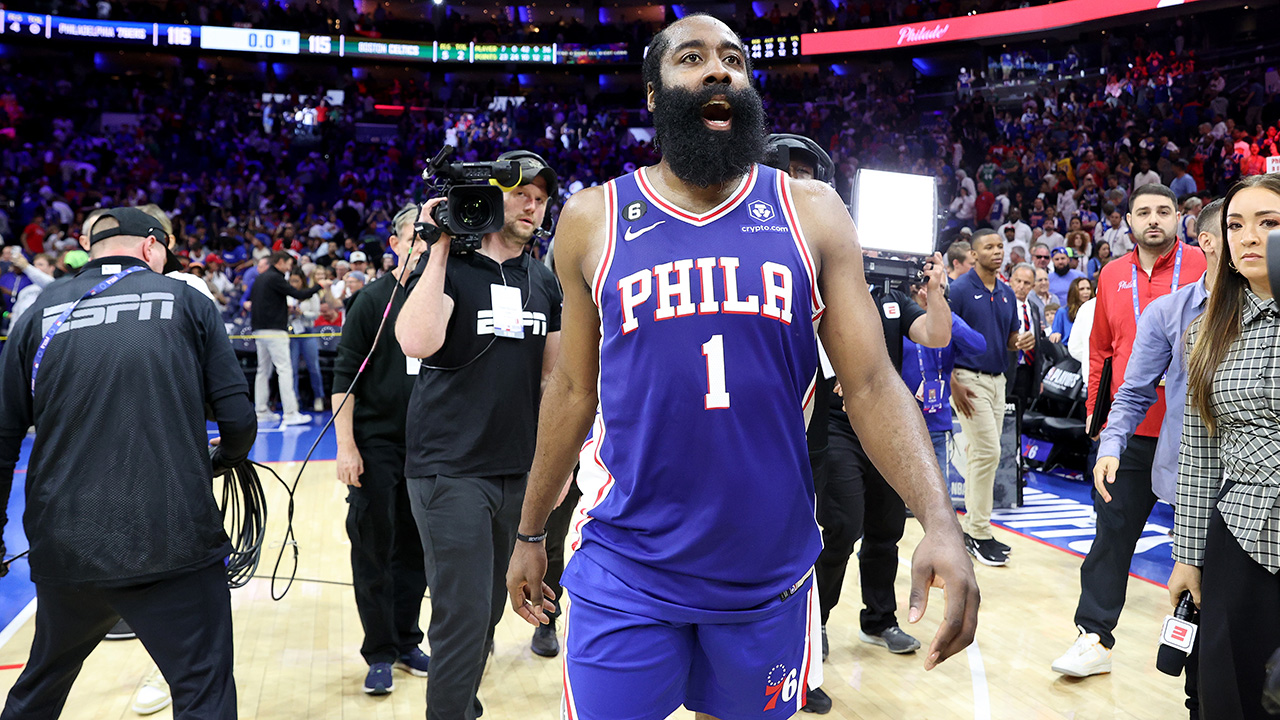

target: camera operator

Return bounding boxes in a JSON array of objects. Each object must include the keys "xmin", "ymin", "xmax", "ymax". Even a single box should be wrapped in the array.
[
  {"xmin": 764, "ymin": 132, "xmax": 953, "ymax": 711},
  {"xmin": 332, "ymin": 204, "xmax": 430, "ymax": 696},
  {"xmin": 0, "ymin": 207, "xmax": 256, "ymax": 719},
  {"xmin": 395, "ymin": 151, "xmax": 563, "ymax": 720}
]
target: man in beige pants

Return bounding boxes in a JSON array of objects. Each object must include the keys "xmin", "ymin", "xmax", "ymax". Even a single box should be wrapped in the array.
[{"xmin": 946, "ymin": 229, "xmax": 1032, "ymax": 567}]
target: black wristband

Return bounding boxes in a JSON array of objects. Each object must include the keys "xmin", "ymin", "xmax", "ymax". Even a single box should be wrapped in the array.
[{"xmin": 516, "ymin": 530, "xmax": 548, "ymax": 543}]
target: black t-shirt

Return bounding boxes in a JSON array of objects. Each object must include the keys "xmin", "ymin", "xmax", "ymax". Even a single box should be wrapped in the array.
[
  {"xmin": 0, "ymin": 257, "xmax": 247, "ymax": 585},
  {"xmin": 828, "ymin": 286, "xmax": 925, "ymax": 426},
  {"xmin": 333, "ymin": 274, "xmax": 416, "ymax": 448},
  {"xmin": 250, "ymin": 266, "xmax": 321, "ymax": 331},
  {"xmin": 404, "ymin": 250, "xmax": 563, "ymax": 479}
]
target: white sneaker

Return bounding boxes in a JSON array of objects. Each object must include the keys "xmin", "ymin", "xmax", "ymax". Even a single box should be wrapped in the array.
[
  {"xmin": 313, "ymin": 398, "xmax": 325, "ymax": 412},
  {"xmin": 1051, "ymin": 626, "xmax": 1113, "ymax": 677},
  {"xmin": 280, "ymin": 413, "xmax": 311, "ymax": 426},
  {"xmin": 131, "ymin": 667, "xmax": 171, "ymax": 715},
  {"xmin": 256, "ymin": 410, "xmax": 281, "ymax": 422}
]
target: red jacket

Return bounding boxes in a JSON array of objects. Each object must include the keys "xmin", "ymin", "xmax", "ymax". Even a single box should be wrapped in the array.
[{"xmin": 1087, "ymin": 241, "xmax": 1206, "ymax": 438}]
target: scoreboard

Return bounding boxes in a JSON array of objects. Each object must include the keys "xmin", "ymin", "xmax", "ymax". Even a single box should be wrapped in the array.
[
  {"xmin": 0, "ymin": 12, "xmax": 576, "ymax": 65},
  {"xmin": 747, "ymin": 35, "xmax": 803, "ymax": 60},
  {"xmin": 0, "ymin": 13, "xmax": 798, "ymax": 65}
]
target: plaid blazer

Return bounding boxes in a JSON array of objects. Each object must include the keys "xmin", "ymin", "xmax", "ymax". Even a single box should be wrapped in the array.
[{"xmin": 1176, "ymin": 289, "xmax": 1280, "ymax": 572}]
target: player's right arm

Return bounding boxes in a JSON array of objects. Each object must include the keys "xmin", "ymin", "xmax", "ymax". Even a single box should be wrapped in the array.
[{"xmin": 507, "ymin": 185, "xmax": 607, "ymax": 627}]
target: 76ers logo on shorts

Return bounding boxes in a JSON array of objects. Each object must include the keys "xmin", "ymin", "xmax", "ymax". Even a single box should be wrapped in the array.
[{"xmin": 763, "ymin": 663, "xmax": 799, "ymax": 711}]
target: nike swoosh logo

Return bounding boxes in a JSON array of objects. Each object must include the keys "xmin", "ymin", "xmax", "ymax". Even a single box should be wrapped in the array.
[
  {"xmin": 974, "ymin": 294, "xmax": 984, "ymax": 299},
  {"xmin": 624, "ymin": 221, "xmax": 665, "ymax": 242}
]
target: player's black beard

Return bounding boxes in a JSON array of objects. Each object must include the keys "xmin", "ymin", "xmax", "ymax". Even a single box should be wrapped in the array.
[{"xmin": 652, "ymin": 83, "xmax": 767, "ymax": 189}]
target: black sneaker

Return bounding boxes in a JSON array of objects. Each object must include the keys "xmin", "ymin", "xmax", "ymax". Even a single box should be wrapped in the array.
[
  {"xmin": 531, "ymin": 619, "xmax": 559, "ymax": 657},
  {"xmin": 104, "ymin": 619, "xmax": 136, "ymax": 641},
  {"xmin": 821, "ymin": 624, "xmax": 828, "ymax": 661},
  {"xmin": 989, "ymin": 537, "xmax": 1011, "ymax": 555},
  {"xmin": 859, "ymin": 626, "xmax": 922, "ymax": 654},
  {"xmin": 802, "ymin": 686, "xmax": 832, "ymax": 714},
  {"xmin": 965, "ymin": 534, "xmax": 1009, "ymax": 567}
]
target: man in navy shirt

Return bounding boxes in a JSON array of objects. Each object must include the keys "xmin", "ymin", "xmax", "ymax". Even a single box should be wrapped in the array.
[{"xmin": 948, "ymin": 229, "xmax": 1032, "ymax": 566}]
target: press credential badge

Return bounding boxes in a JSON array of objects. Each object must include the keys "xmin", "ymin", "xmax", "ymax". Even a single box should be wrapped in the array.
[{"xmin": 490, "ymin": 284, "xmax": 525, "ymax": 339}]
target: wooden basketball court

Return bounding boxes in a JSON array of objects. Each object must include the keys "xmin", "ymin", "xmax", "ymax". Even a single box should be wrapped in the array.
[{"xmin": 0, "ymin": 460, "xmax": 1188, "ymax": 719}]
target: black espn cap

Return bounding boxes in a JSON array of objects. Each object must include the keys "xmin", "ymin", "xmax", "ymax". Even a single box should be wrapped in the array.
[
  {"xmin": 89, "ymin": 207, "xmax": 182, "ymax": 273},
  {"xmin": 89, "ymin": 207, "xmax": 167, "ymax": 246}
]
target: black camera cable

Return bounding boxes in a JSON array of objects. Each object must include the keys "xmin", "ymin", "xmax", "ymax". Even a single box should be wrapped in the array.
[{"xmin": 256, "ymin": 218, "xmax": 433, "ymax": 600}]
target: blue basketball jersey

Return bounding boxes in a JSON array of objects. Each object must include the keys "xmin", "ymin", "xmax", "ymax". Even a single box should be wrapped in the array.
[{"xmin": 563, "ymin": 164, "xmax": 825, "ymax": 620}]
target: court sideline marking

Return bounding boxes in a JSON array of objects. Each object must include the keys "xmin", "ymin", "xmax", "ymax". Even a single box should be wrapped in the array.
[
  {"xmin": 898, "ymin": 556, "xmax": 991, "ymax": 720},
  {"xmin": 0, "ymin": 600, "xmax": 36, "ymax": 655}
]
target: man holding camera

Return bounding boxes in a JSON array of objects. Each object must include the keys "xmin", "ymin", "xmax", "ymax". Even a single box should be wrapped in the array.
[
  {"xmin": 396, "ymin": 151, "xmax": 563, "ymax": 720},
  {"xmin": 0, "ymin": 208, "xmax": 256, "ymax": 719}
]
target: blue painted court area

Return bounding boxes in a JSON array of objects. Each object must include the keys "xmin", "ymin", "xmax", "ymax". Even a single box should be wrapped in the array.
[
  {"xmin": 0, "ymin": 415, "xmax": 1175, "ymax": 646},
  {"xmin": 991, "ymin": 469, "xmax": 1176, "ymax": 587}
]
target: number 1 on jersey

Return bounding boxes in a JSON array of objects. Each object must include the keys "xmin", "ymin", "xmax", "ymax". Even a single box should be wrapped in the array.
[{"xmin": 702, "ymin": 334, "xmax": 731, "ymax": 409}]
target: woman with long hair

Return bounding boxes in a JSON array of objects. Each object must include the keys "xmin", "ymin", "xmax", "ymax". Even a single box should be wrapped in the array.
[
  {"xmin": 1173, "ymin": 173, "xmax": 1280, "ymax": 718},
  {"xmin": 1087, "ymin": 240, "xmax": 1112, "ymax": 279},
  {"xmin": 288, "ymin": 272, "xmax": 327, "ymax": 412},
  {"xmin": 1048, "ymin": 276, "xmax": 1093, "ymax": 343},
  {"xmin": 1066, "ymin": 229, "xmax": 1092, "ymax": 263}
]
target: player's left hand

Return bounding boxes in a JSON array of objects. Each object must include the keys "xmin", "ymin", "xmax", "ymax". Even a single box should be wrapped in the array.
[
  {"xmin": 907, "ymin": 528, "xmax": 980, "ymax": 670},
  {"xmin": 506, "ymin": 541, "xmax": 557, "ymax": 627}
]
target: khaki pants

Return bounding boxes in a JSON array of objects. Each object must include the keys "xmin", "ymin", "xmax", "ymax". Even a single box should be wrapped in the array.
[{"xmin": 950, "ymin": 368, "xmax": 1005, "ymax": 540}]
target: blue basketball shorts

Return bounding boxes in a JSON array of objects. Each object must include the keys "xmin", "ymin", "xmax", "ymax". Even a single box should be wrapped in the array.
[{"xmin": 560, "ymin": 575, "xmax": 819, "ymax": 720}]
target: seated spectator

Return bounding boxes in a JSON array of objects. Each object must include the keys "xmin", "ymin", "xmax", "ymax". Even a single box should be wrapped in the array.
[
  {"xmin": 1087, "ymin": 241, "xmax": 1114, "ymax": 279},
  {"xmin": 1065, "ymin": 230, "xmax": 1092, "ymax": 262},
  {"xmin": 340, "ymin": 271, "xmax": 366, "ymax": 310},
  {"xmin": 1048, "ymin": 247, "xmax": 1086, "ymax": 306},
  {"xmin": 1031, "ymin": 267, "xmax": 1053, "ymax": 317},
  {"xmin": 1043, "ymin": 300, "xmax": 1061, "ymax": 333},
  {"xmin": 946, "ymin": 240, "xmax": 973, "ymax": 282},
  {"xmin": 1049, "ymin": 277, "xmax": 1093, "ymax": 344},
  {"xmin": 315, "ymin": 301, "xmax": 344, "ymax": 328}
]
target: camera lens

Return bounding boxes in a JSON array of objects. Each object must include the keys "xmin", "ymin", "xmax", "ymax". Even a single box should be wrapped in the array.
[{"xmin": 459, "ymin": 197, "xmax": 490, "ymax": 230}]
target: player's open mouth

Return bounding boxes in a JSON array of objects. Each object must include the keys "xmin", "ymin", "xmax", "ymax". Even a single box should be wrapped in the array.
[{"xmin": 701, "ymin": 99, "xmax": 733, "ymax": 131}]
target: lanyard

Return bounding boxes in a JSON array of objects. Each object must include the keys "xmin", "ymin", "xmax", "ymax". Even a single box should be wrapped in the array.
[
  {"xmin": 30, "ymin": 266, "xmax": 145, "ymax": 397},
  {"xmin": 1131, "ymin": 242, "xmax": 1183, "ymax": 324},
  {"xmin": 915, "ymin": 339, "xmax": 943, "ymax": 384}
]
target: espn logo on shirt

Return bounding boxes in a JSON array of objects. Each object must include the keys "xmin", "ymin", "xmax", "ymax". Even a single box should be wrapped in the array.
[
  {"xmin": 41, "ymin": 292, "xmax": 176, "ymax": 336},
  {"xmin": 476, "ymin": 310, "xmax": 549, "ymax": 337}
]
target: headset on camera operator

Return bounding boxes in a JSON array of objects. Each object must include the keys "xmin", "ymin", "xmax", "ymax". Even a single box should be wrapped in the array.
[
  {"xmin": 0, "ymin": 207, "xmax": 255, "ymax": 719},
  {"xmin": 395, "ymin": 149, "xmax": 564, "ymax": 720}
]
